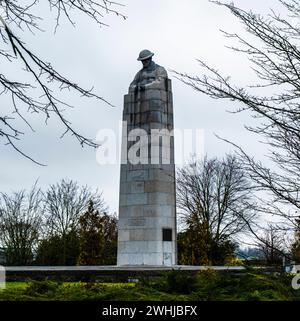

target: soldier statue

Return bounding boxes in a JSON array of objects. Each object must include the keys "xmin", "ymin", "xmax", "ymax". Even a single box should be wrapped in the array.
[{"xmin": 129, "ymin": 49, "xmax": 168, "ymax": 92}]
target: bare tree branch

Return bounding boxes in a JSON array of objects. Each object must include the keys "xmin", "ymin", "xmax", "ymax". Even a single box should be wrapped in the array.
[
  {"xmin": 174, "ymin": 1, "xmax": 300, "ymax": 255},
  {"xmin": 0, "ymin": 182, "xmax": 44, "ymax": 265},
  {"xmin": 44, "ymin": 178, "xmax": 107, "ymax": 237},
  {"xmin": 176, "ymin": 155, "xmax": 256, "ymax": 264},
  {"xmin": 0, "ymin": 0, "xmax": 126, "ymax": 163}
]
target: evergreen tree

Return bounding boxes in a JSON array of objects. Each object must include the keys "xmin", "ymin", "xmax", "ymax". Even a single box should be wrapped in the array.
[
  {"xmin": 35, "ymin": 230, "xmax": 80, "ymax": 266},
  {"xmin": 77, "ymin": 200, "xmax": 117, "ymax": 265}
]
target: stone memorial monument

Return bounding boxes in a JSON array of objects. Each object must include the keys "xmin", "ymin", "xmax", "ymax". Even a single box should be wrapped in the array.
[{"xmin": 117, "ymin": 50, "xmax": 176, "ymax": 266}]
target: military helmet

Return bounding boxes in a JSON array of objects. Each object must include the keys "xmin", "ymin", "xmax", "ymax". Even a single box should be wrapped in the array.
[{"xmin": 137, "ymin": 49, "xmax": 154, "ymax": 61}]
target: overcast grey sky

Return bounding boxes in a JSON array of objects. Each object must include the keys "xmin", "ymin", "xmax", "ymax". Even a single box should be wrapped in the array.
[{"xmin": 0, "ymin": 0, "xmax": 283, "ymax": 214}]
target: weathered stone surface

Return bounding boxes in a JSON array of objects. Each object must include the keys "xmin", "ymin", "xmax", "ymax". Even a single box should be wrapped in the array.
[
  {"xmin": 140, "ymin": 101, "xmax": 149, "ymax": 113},
  {"xmin": 120, "ymin": 182, "xmax": 146, "ymax": 194},
  {"xmin": 144, "ymin": 181, "xmax": 174, "ymax": 193},
  {"xmin": 166, "ymin": 79, "xmax": 172, "ymax": 92},
  {"xmin": 148, "ymin": 111, "xmax": 162, "ymax": 123},
  {"xmin": 127, "ymin": 170, "xmax": 148, "ymax": 181},
  {"xmin": 161, "ymin": 113, "xmax": 168, "ymax": 124},
  {"xmin": 143, "ymin": 204, "xmax": 174, "ymax": 217},
  {"xmin": 160, "ymin": 91, "xmax": 167, "ymax": 102},
  {"xmin": 149, "ymin": 99, "xmax": 164, "ymax": 111},
  {"xmin": 118, "ymin": 230, "xmax": 130, "ymax": 242},
  {"xmin": 145, "ymin": 89, "xmax": 162, "ymax": 101},
  {"xmin": 124, "ymin": 93, "xmax": 134, "ymax": 103},
  {"xmin": 118, "ymin": 56, "xmax": 176, "ymax": 266},
  {"xmin": 124, "ymin": 102, "xmax": 134, "ymax": 114},
  {"xmin": 148, "ymin": 191, "xmax": 175, "ymax": 205},
  {"xmin": 127, "ymin": 193, "xmax": 148, "ymax": 206},
  {"xmin": 148, "ymin": 168, "xmax": 175, "ymax": 181},
  {"xmin": 131, "ymin": 181, "xmax": 145, "ymax": 193}
]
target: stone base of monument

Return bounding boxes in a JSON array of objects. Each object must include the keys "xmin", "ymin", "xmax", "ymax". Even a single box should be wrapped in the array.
[
  {"xmin": 118, "ymin": 77, "xmax": 177, "ymax": 266},
  {"xmin": 4, "ymin": 265, "xmax": 246, "ymax": 282}
]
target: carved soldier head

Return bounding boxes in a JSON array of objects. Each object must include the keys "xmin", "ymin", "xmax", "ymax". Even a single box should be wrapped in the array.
[{"xmin": 137, "ymin": 49, "xmax": 154, "ymax": 69}]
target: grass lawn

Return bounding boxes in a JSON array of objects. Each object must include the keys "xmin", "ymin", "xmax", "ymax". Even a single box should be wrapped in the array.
[{"xmin": 1, "ymin": 269, "xmax": 300, "ymax": 301}]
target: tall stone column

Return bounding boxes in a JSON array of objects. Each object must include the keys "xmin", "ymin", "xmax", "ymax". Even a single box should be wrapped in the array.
[{"xmin": 117, "ymin": 50, "xmax": 176, "ymax": 266}]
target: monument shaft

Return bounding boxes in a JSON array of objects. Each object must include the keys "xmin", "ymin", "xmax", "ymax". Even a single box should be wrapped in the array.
[{"xmin": 118, "ymin": 65, "xmax": 177, "ymax": 266}]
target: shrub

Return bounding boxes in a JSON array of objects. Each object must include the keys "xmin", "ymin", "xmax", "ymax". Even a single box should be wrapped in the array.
[
  {"xmin": 25, "ymin": 280, "xmax": 60, "ymax": 296},
  {"xmin": 163, "ymin": 270, "xmax": 198, "ymax": 294}
]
